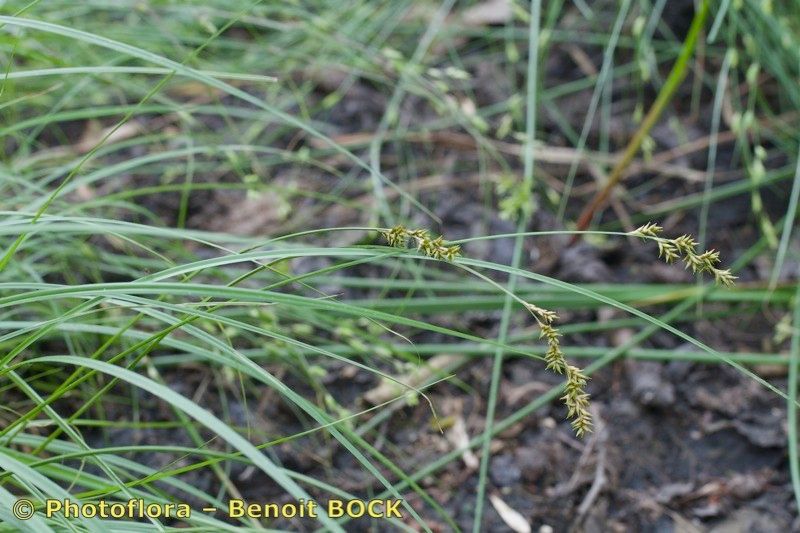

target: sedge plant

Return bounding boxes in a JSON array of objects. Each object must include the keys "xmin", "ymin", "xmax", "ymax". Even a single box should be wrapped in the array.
[{"xmin": 0, "ymin": 1, "xmax": 798, "ymax": 532}]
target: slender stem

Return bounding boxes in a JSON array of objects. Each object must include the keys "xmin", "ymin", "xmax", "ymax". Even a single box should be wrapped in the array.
[
  {"xmin": 788, "ymin": 282, "xmax": 800, "ymax": 513},
  {"xmin": 473, "ymin": 1, "xmax": 541, "ymax": 530}
]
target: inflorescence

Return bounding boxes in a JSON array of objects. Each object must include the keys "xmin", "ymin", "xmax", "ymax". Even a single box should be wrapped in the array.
[
  {"xmin": 525, "ymin": 302, "xmax": 592, "ymax": 437},
  {"xmin": 382, "ymin": 222, "xmax": 736, "ymax": 439},
  {"xmin": 382, "ymin": 226, "xmax": 461, "ymax": 261},
  {"xmin": 630, "ymin": 222, "xmax": 737, "ymax": 286},
  {"xmin": 383, "ymin": 225, "xmax": 593, "ymax": 438}
]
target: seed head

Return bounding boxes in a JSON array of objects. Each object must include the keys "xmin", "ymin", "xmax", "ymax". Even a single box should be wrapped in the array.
[
  {"xmin": 381, "ymin": 226, "xmax": 460, "ymax": 262},
  {"xmin": 628, "ymin": 223, "xmax": 736, "ymax": 287},
  {"xmin": 383, "ymin": 226, "xmax": 408, "ymax": 247},
  {"xmin": 562, "ymin": 365, "xmax": 592, "ymax": 437}
]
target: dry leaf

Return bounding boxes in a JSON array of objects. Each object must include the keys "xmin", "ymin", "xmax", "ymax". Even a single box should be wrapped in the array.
[
  {"xmin": 362, "ymin": 353, "xmax": 466, "ymax": 405},
  {"xmin": 446, "ymin": 416, "xmax": 479, "ymax": 470},
  {"xmin": 488, "ymin": 493, "xmax": 531, "ymax": 533}
]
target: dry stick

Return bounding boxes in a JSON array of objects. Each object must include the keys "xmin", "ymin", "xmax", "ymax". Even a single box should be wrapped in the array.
[
  {"xmin": 570, "ymin": 0, "xmax": 711, "ymax": 244},
  {"xmin": 575, "ymin": 406, "xmax": 608, "ymax": 522}
]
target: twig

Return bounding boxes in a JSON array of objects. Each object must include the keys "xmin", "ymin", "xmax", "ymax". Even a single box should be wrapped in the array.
[{"xmin": 575, "ymin": 407, "xmax": 608, "ymax": 520}]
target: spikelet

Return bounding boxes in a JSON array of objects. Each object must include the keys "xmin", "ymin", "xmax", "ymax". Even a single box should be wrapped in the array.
[{"xmin": 382, "ymin": 226, "xmax": 460, "ymax": 261}]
